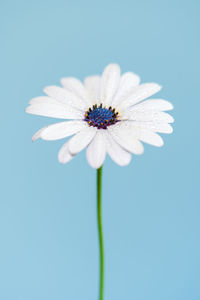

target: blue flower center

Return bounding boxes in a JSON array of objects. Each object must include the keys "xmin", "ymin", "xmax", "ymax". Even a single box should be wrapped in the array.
[{"xmin": 84, "ymin": 104, "xmax": 119, "ymax": 129}]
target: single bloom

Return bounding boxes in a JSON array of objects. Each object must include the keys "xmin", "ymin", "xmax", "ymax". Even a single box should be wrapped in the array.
[{"xmin": 26, "ymin": 63, "xmax": 174, "ymax": 168}]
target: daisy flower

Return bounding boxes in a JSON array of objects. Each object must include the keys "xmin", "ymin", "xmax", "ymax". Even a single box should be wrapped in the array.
[
  {"xmin": 26, "ymin": 63, "xmax": 174, "ymax": 300},
  {"xmin": 26, "ymin": 63, "xmax": 174, "ymax": 168}
]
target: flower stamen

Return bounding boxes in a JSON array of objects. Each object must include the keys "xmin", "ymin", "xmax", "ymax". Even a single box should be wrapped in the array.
[{"xmin": 84, "ymin": 103, "xmax": 120, "ymax": 129}]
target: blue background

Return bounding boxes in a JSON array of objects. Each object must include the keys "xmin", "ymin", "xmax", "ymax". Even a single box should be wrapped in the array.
[{"xmin": 1, "ymin": 0, "xmax": 200, "ymax": 299}]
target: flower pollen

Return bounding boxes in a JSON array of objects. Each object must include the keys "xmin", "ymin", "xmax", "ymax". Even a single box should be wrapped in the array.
[{"xmin": 84, "ymin": 103, "xmax": 119, "ymax": 129}]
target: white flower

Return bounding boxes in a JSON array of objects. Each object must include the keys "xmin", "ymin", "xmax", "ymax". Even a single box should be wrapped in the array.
[{"xmin": 26, "ymin": 63, "xmax": 174, "ymax": 168}]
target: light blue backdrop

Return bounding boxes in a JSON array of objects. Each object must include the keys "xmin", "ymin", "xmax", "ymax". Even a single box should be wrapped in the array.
[{"xmin": 1, "ymin": 0, "xmax": 199, "ymax": 299}]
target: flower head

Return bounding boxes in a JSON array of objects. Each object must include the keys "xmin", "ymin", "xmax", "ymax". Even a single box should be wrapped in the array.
[{"xmin": 26, "ymin": 64, "xmax": 174, "ymax": 168}]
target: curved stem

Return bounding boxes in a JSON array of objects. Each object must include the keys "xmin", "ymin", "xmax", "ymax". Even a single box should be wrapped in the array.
[{"xmin": 97, "ymin": 166, "xmax": 104, "ymax": 300}]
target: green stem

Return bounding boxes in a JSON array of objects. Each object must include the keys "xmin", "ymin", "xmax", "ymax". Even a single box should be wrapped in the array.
[{"xmin": 97, "ymin": 166, "xmax": 104, "ymax": 300}]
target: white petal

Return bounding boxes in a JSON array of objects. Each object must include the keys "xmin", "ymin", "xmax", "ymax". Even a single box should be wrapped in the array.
[
  {"xmin": 112, "ymin": 72, "xmax": 140, "ymax": 106},
  {"xmin": 139, "ymin": 131, "xmax": 164, "ymax": 147},
  {"xmin": 132, "ymin": 99, "xmax": 173, "ymax": 111},
  {"xmin": 68, "ymin": 126, "xmax": 97, "ymax": 155},
  {"xmin": 36, "ymin": 121, "xmax": 87, "ymax": 141},
  {"xmin": 126, "ymin": 110, "xmax": 174, "ymax": 123},
  {"xmin": 131, "ymin": 126, "xmax": 164, "ymax": 147},
  {"xmin": 26, "ymin": 103, "xmax": 84, "ymax": 119},
  {"xmin": 58, "ymin": 141, "xmax": 74, "ymax": 164},
  {"xmin": 84, "ymin": 76, "xmax": 101, "ymax": 105},
  {"xmin": 108, "ymin": 122, "xmax": 144, "ymax": 155},
  {"xmin": 105, "ymin": 132, "xmax": 132, "ymax": 166},
  {"xmin": 130, "ymin": 121, "xmax": 173, "ymax": 134},
  {"xmin": 32, "ymin": 126, "xmax": 48, "ymax": 142},
  {"xmin": 86, "ymin": 131, "xmax": 106, "ymax": 169},
  {"xmin": 118, "ymin": 83, "xmax": 162, "ymax": 109},
  {"xmin": 43, "ymin": 85, "xmax": 86, "ymax": 110},
  {"xmin": 100, "ymin": 64, "xmax": 121, "ymax": 106},
  {"xmin": 29, "ymin": 96, "xmax": 58, "ymax": 105},
  {"xmin": 61, "ymin": 77, "xmax": 87, "ymax": 102}
]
